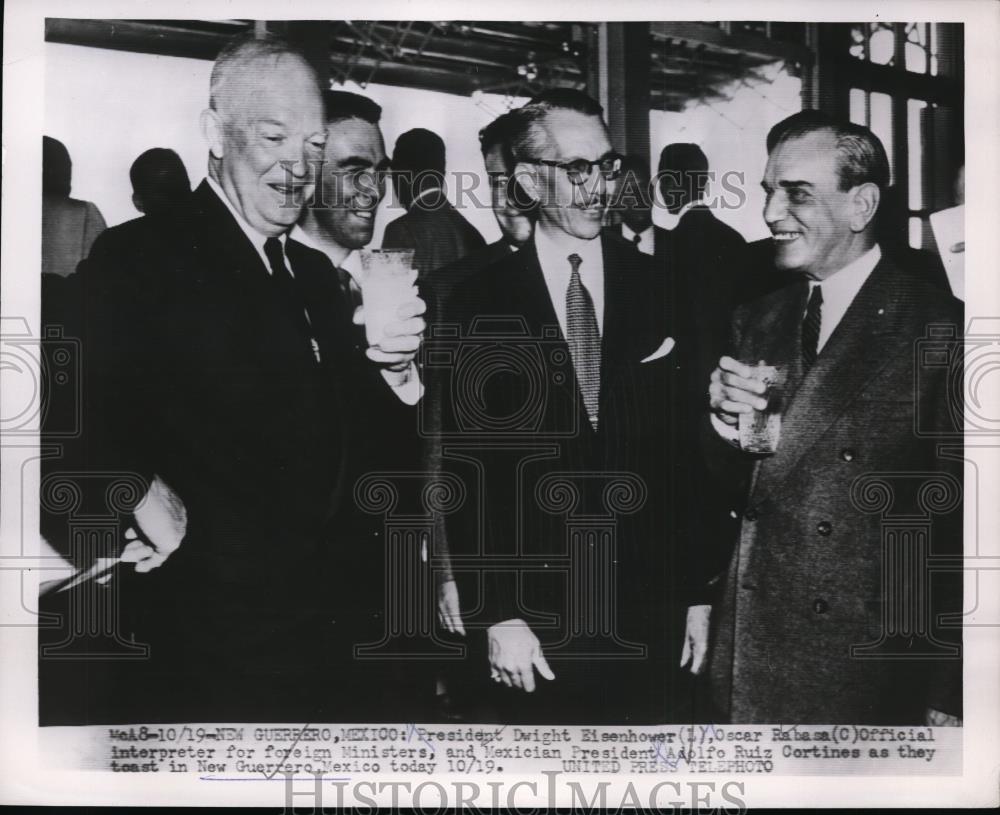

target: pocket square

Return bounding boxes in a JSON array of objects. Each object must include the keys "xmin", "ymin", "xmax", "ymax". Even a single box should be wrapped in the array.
[{"xmin": 641, "ymin": 336, "xmax": 675, "ymax": 363}]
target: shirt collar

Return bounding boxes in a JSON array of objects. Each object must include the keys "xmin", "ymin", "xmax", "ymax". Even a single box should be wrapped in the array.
[
  {"xmin": 290, "ymin": 224, "xmax": 363, "ymax": 285},
  {"xmin": 621, "ymin": 223, "xmax": 653, "ymax": 243},
  {"xmin": 808, "ymin": 244, "xmax": 882, "ymax": 351},
  {"xmin": 810, "ymin": 243, "xmax": 882, "ymax": 298},
  {"xmin": 206, "ymin": 176, "xmax": 285, "ymax": 270},
  {"xmin": 533, "ymin": 222, "xmax": 605, "ymax": 334},
  {"xmin": 534, "ymin": 222, "xmax": 603, "ymax": 277},
  {"xmin": 653, "ymin": 197, "xmax": 704, "ymax": 231}
]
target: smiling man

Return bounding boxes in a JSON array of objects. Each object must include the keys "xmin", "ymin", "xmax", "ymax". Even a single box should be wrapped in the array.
[
  {"xmin": 438, "ymin": 90, "xmax": 699, "ymax": 723},
  {"xmin": 72, "ymin": 37, "xmax": 424, "ymax": 722},
  {"xmin": 699, "ymin": 110, "xmax": 964, "ymax": 725}
]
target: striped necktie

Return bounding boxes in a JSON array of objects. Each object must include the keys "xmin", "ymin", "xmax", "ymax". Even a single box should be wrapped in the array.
[
  {"xmin": 801, "ymin": 283, "xmax": 823, "ymax": 370},
  {"xmin": 565, "ymin": 252, "xmax": 601, "ymax": 429}
]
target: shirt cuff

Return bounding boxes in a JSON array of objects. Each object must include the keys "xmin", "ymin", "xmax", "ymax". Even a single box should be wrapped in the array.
[
  {"xmin": 711, "ymin": 412, "xmax": 741, "ymax": 445},
  {"xmin": 381, "ymin": 362, "xmax": 423, "ymax": 405}
]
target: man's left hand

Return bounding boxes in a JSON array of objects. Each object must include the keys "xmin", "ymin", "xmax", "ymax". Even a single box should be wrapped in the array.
[{"xmin": 354, "ymin": 296, "xmax": 427, "ymax": 372}]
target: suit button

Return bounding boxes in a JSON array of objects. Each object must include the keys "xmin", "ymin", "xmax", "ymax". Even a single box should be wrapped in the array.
[
  {"xmin": 813, "ymin": 598, "xmax": 829, "ymax": 614},
  {"xmin": 817, "ymin": 521, "xmax": 832, "ymax": 536},
  {"xmin": 745, "ymin": 508, "xmax": 758, "ymax": 521},
  {"xmin": 841, "ymin": 448, "xmax": 855, "ymax": 462}
]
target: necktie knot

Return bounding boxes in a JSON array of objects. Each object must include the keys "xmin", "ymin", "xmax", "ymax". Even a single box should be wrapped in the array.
[
  {"xmin": 568, "ymin": 253, "xmax": 583, "ymax": 276},
  {"xmin": 631, "ymin": 232, "xmax": 642, "ymax": 246}
]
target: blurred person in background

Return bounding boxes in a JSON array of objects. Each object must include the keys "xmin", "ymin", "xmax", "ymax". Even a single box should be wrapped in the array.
[
  {"xmin": 429, "ymin": 109, "xmax": 536, "ymax": 309},
  {"xmin": 383, "ymin": 127, "xmax": 486, "ymax": 276},
  {"xmin": 42, "ymin": 136, "xmax": 107, "ymax": 278},
  {"xmin": 129, "ymin": 148, "xmax": 192, "ymax": 216}
]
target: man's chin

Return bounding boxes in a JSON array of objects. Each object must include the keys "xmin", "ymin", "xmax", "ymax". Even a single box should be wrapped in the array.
[{"xmin": 772, "ymin": 244, "xmax": 806, "ymax": 272}]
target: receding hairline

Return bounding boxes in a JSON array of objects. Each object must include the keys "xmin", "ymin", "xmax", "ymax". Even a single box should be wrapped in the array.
[
  {"xmin": 209, "ymin": 44, "xmax": 319, "ymax": 121},
  {"xmin": 513, "ymin": 105, "xmax": 607, "ymax": 161}
]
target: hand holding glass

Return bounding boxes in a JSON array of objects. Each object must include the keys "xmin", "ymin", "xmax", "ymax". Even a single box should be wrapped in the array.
[
  {"xmin": 357, "ymin": 249, "xmax": 418, "ymax": 350},
  {"xmin": 737, "ymin": 362, "xmax": 786, "ymax": 454}
]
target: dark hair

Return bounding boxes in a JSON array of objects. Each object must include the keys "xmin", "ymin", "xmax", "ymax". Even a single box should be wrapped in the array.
[
  {"xmin": 766, "ymin": 109, "xmax": 890, "ymax": 192},
  {"xmin": 527, "ymin": 88, "xmax": 604, "ymax": 117},
  {"xmin": 392, "ymin": 128, "xmax": 446, "ymax": 175},
  {"xmin": 43, "ymin": 136, "xmax": 72, "ymax": 197},
  {"xmin": 479, "ymin": 111, "xmax": 536, "ymax": 214},
  {"xmin": 130, "ymin": 148, "xmax": 192, "ymax": 214},
  {"xmin": 479, "ymin": 111, "xmax": 520, "ymax": 171},
  {"xmin": 657, "ymin": 142, "xmax": 708, "ymax": 175},
  {"xmin": 324, "ymin": 90, "xmax": 382, "ymax": 126}
]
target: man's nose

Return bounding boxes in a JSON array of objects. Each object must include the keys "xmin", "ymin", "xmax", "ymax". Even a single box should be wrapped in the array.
[{"xmin": 763, "ymin": 190, "xmax": 787, "ymax": 224}]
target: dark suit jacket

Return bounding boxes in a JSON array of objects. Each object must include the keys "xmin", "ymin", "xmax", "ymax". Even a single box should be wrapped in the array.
[
  {"xmin": 430, "ymin": 238, "xmax": 514, "ymax": 314},
  {"xmin": 435, "ymin": 235, "xmax": 703, "ymax": 721},
  {"xmin": 383, "ymin": 190, "xmax": 486, "ymax": 276},
  {"xmin": 656, "ymin": 207, "xmax": 747, "ymax": 389},
  {"xmin": 707, "ymin": 254, "xmax": 964, "ymax": 724},
  {"xmin": 72, "ymin": 181, "xmax": 419, "ymax": 673}
]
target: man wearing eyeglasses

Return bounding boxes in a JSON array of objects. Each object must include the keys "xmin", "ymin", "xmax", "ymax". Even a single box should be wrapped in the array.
[{"xmin": 438, "ymin": 90, "xmax": 700, "ymax": 722}]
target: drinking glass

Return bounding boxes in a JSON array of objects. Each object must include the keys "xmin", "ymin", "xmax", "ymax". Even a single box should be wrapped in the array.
[
  {"xmin": 357, "ymin": 249, "xmax": 418, "ymax": 349},
  {"xmin": 738, "ymin": 363, "xmax": 786, "ymax": 454}
]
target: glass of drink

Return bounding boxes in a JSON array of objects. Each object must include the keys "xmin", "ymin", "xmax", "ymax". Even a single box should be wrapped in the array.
[
  {"xmin": 357, "ymin": 249, "xmax": 418, "ymax": 349},
  {"xmin": 738, "ymin": 363, "xmax": 786, "ymax": 454}
]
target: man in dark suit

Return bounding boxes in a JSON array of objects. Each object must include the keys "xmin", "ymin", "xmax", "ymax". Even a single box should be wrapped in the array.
[
  {"xmin": 655, "ymin": 143, "xmax": 747, "ymax": 395},
  {"xmin": 701, "ymin": 111, "xmax": 963, "ymax": 725},
  {"xmin": 67, "ymin": 36, "xmax": 426, "ymax": 722},
  {"xmin": 428, "ymin": 111, "xmax": 535, "ymax": 310},
  {"xmin": 604, "ymin": 154, "xmax": 657, "ymax": 256},
  {"xmin": 382, "ymin": 128, "xmax": 486, "ymax": 276},
  {"xmin": 437, "ymin": 91, "xmax": 701, "ymax": 723}
]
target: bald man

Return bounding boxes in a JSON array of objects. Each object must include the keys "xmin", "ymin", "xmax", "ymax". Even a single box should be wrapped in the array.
[{"xmin": 70, "ymin": 36, "xmax": 426, "ymax": 722}]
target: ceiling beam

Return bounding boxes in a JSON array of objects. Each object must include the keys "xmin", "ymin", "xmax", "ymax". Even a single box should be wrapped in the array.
[{"xmin": 651, "ymin": 21, "xmax": 812, "ymax": 67}]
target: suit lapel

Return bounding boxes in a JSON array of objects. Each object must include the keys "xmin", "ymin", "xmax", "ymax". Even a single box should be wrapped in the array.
[
  {"xmin": 753, "ymin": 258, "xmax": 905, "ymax": 500},
  {"xmin": 600, "ymin": 235, "xmax": 645, "ymax": 403}
]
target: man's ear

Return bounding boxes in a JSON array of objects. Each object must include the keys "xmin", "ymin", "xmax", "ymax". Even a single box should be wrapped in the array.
[
  {"xmin": 200, "ymin": 108, "xmax": 225, "ymax": 161},
  {"xmin": 850, "ymin": 182, "xmax": 881, "ymax": 232},
  {"xmin": 512, "ymin": 162, "xmax": 541, "ymax": 204}
]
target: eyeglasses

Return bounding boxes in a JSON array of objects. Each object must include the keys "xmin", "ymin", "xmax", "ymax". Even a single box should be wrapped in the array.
[{"xmin": 524, "ymin": 154, "xmax": 624, "ymax": 185}]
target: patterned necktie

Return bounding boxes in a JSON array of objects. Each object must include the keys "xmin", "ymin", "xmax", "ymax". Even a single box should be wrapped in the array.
[
  {"xmin": 801, "ymin": 283, "xmax": 823, "ymax": 370},
  {"xmin": 565, "ymin": 252, "xmax": 601, "ymax": 429},
  {"xmin": 264, "ymin": 237, "xmax": 318, "ymax": 360}
]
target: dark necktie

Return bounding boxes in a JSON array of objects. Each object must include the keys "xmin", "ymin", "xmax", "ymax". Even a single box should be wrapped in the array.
[
  {"xmin": 630, "ymin": 231, "xmax": 642, "ymax": 247},
  {"xmin": 801, "ymin": 283, "xmax": 823, "ymax": 370},
  {"xmin": 264, "ymin": 237, "xmax": 318, "ymax": 360},
  {"xmin": 565, "ymin": 253, "xmax": 601, "ymax": 429}
]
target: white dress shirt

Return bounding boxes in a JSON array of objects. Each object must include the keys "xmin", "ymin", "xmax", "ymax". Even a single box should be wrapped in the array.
[
  {"xmin": 290, "ymin": 224, "xmax": 423, "ymax": 405},
  {"xmin": 621, "ymin": 223, "xmax": 655, "ymax": 256},
  {"xmin": 712, "ymin": 243, "xmax": 883, "ymax": 442},
  {"xmin": 534, "ymin": 222, "xmax": 605, "ymax": 337},
  {"xmin": 808, "ymin": 244, "xmax": 882, "ymax": 353}
]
